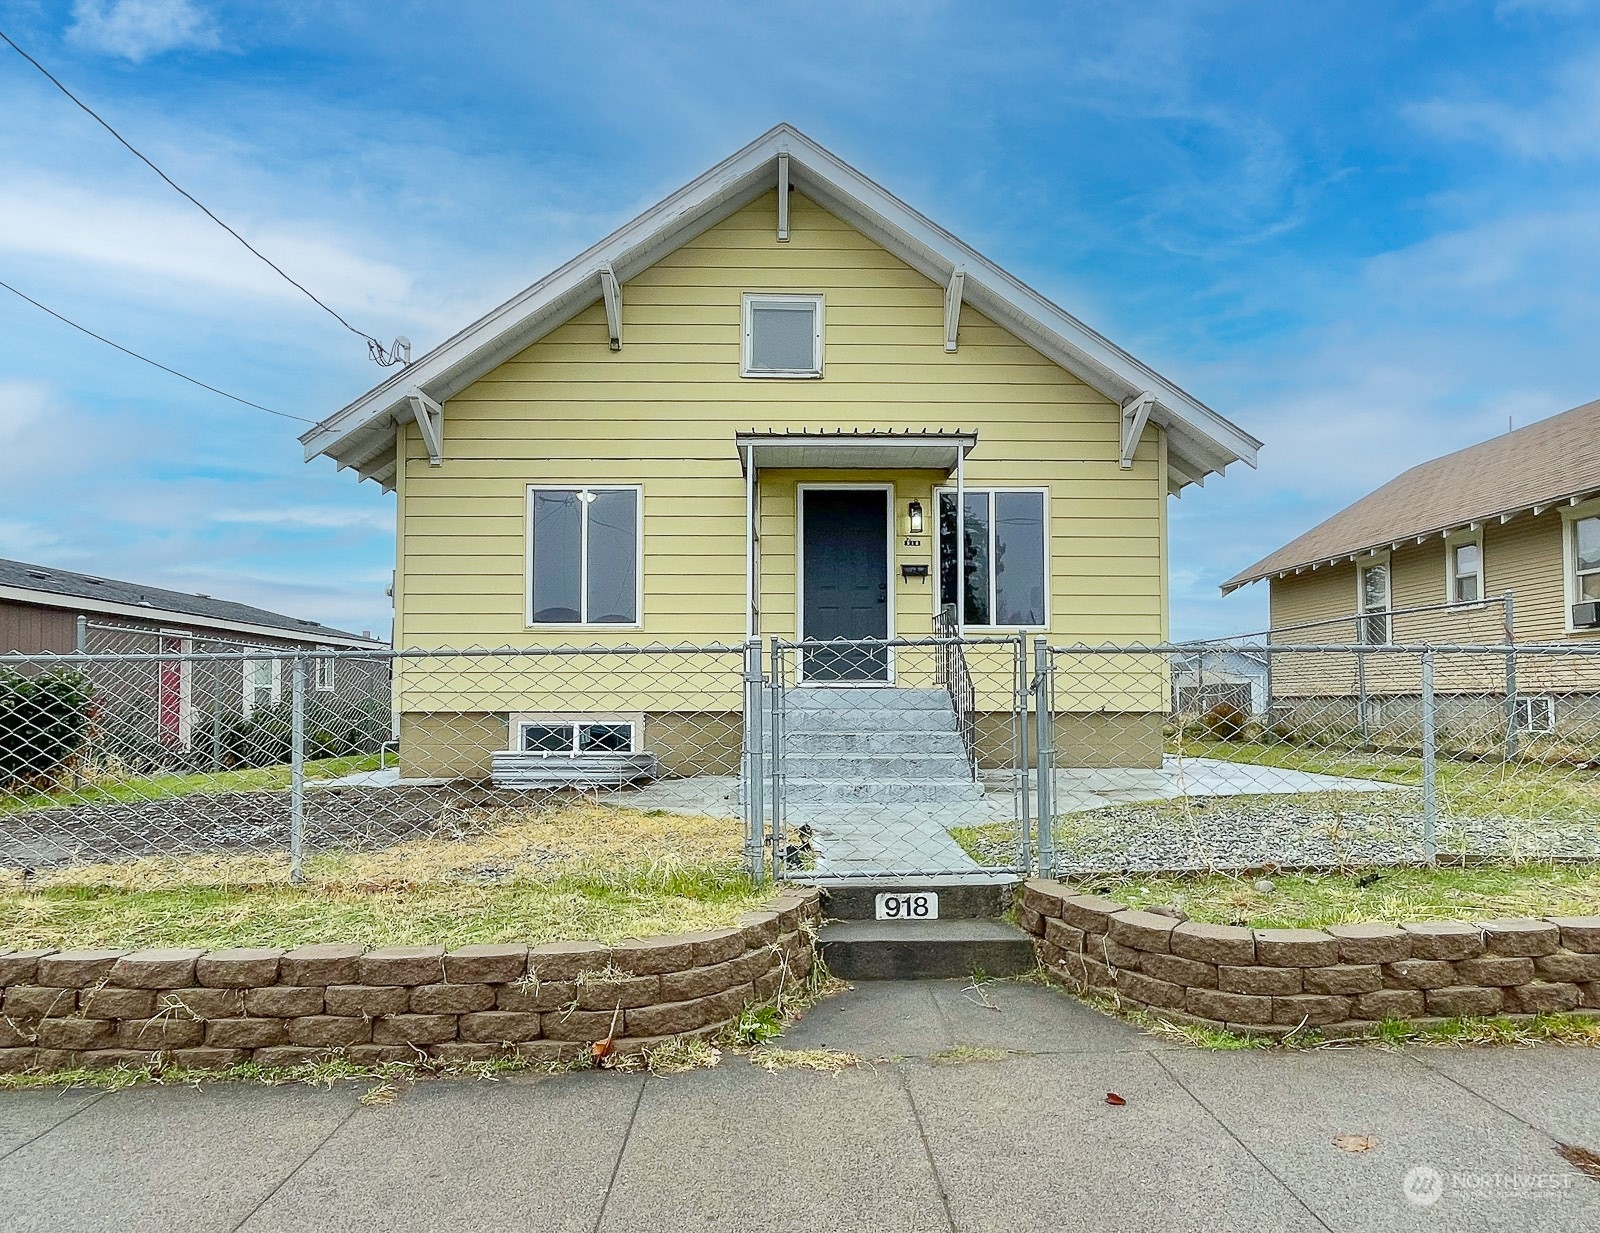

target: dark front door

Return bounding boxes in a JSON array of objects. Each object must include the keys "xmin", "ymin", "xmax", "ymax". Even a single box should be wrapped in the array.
[{"xmin": 801, "ymin": 488, "xmax": 889, "ymax": 682}]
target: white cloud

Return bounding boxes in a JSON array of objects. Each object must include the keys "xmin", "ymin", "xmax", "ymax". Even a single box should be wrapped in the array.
[
  {"xmin": 211, "ymin": 506, "xmax": 395, "ymax": 531},
  {"xmin": 67, "ymin": 0, "xmax": 221, "ymax": 62},
  {"xmin": 1408, "ymin": 47, "xmax": 1600, "ymax": 162}
]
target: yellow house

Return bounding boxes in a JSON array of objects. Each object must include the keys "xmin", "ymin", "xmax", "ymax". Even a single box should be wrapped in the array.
[{"xmin": 303, "ymin": 125, "xmax": 1259, "ymax": 783}]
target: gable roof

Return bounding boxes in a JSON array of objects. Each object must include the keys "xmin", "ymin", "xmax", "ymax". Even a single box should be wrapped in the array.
[
  {"xmin": 302, "ymin": 124, "xmax": 1260, "ymax": 495},
  {"xmin": 1222, "ymin": 398, "xmax": 1600, "ymax": 594},
  {"xmin": 0, "ymin": 557, "xmax": 383, "ymax": 647}
]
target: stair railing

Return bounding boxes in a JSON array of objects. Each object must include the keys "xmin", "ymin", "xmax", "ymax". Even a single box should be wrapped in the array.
[{"xmin": 936, "ymin": 604, "xmax": 979, "ymax": 778}]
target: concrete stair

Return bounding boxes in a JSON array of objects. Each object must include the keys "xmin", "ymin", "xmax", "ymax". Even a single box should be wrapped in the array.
[
  {"xmin": 779, "ymin": 687, "xmax": 980, "ymax": 805},
  {"xmin": 816, "ymin": 882, "xmax": 1035, "ymax": 980}
]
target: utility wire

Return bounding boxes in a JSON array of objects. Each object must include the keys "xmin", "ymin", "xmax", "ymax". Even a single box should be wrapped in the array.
[
  {"xmin": 0, "ymin": 277, "xmax": 314, "ymax": 424},
  {"xmin": 0, "ymin": 26, "xmax": 400, "ymax": 365}
]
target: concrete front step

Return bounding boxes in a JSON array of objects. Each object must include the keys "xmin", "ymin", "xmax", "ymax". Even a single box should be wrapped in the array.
[
  {"xmin": 783, "ymin": 777, "xmax": 987, "ymax": 804},
  {"xmin": 780, "ymin": 708, "xmax": 959, "ymax": 734},
  {"xmin": 821, "ymin": 883, "xmax": 1012, "ymax": 920},
  {"xmin": 781, "ymin": 753, "xmax": 974, "ymax": 780},
  {"xmin": 784, "ymin": 730, "xmax": 968, "ymax": 757},
  {"xmin": 818, "ymin": 918, "xmax": 1037, "ymax": 980},
  {"xmin": 784, "ymin": 688, "xmax": 952, "ymax": 711}
]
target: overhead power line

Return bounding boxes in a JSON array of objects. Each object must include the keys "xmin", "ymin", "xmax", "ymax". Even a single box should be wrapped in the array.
[
  {"xmin": 0, "ymin": 26, "xmax": 408, "ymax": 368},
  {"xmin": 0, "ymin": 276, "xmax": 314, "ymax": 424}
]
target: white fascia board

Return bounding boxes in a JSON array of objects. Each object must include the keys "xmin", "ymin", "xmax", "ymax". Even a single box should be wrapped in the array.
[
  {"xmin": 0, "ymin": 585, "xmax": 385, "ymax": 649},
  {"xmin": 304, "ymin": 123, "xmax": 1262, "ymax": 490}
]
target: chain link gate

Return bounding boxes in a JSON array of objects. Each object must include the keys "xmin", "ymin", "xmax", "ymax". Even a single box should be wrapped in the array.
[{"xmin": 761, "ymin": 633, "xmax": 1031, "ymax": 882}]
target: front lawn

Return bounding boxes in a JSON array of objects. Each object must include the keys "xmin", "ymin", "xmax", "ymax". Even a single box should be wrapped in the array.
[
  {"xmin": 1084, "ymin": 862, "xmax": 1600, "ymax": 929},
  {"xmin": 0, "ymin": 802, "xmax": 765, "ymax": 949}
]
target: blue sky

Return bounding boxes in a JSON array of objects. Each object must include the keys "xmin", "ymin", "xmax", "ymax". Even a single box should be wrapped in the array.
[{"xmin": 1, "ymin": 1, "xmax": 1598, "ymax": 640}]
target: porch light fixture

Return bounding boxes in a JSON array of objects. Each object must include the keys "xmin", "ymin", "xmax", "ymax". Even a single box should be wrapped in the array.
[{"xmin": 907, "ymin": 500, "xmax": 924, "ymax": 535}]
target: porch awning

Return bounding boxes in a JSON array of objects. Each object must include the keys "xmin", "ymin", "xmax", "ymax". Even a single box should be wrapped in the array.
[{"xmin": 735, "ymin": 429, "xmax": 977, "ymax": 474}]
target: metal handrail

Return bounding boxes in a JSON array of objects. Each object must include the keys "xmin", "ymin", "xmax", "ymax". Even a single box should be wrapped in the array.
[{"xmin": 936, "ymin": 605, "xmax": 979, "ymax": 778}]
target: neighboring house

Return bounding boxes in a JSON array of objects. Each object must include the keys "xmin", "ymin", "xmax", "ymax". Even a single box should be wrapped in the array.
[
  {"xmin": 0, "ymin": 557, "xmax": 388, "ymax": 764},
  {"xmin": 1220, "ymin": 398, "xmax": 1600, "ymax": 740},
  {"xmin": 1172, "ymin": 648, "xmax": 1268, "ymax": 718},
  {"xmin": 303, "ymin": 124, "xmax": 1260, "ymax": 775}
]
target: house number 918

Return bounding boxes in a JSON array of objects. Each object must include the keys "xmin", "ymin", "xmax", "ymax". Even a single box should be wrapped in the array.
[{"xmin": 875, "ymin": 892, "xmax": 938, "ymax": 920}]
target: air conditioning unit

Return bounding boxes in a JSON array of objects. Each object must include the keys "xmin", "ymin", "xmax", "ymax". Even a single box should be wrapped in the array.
[{"xmin": 1573, "ymin": 602, "xmax": 1600, "ymax": 628}]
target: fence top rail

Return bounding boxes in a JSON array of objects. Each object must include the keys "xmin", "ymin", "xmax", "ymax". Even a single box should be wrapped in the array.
[
  {"xmin": 772, "ymin": 634, "xmax": 1023, "ymax": 650},
  {"xmin": 1047, "ymin": 641, "xmax": 1600, "ymax": 656},
  {"xmin": 0, "ymin": 642, "xmax": 752, "ymax": 666},
  {"xmin": 1185, "ymin": 593, "xmax": 1516, "ymax": 644}
]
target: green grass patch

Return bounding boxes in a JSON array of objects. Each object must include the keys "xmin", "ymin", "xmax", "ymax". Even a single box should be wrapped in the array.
[
  {"xmin": 1083, "ymin": 862, "xmax": 1600, "ymax": 929},
  {"xmin": 0, "ymin": 803, "xmax": 766, "ymax": 949},
  {"xmin": 1, "ymin": 752, "xmax": 390, "ymax": 814}
]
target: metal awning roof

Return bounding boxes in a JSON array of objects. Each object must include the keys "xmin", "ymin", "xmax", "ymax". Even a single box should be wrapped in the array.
[{"xmin": 735, "ymin": 429, "xmax": 976, "ymax": 474}]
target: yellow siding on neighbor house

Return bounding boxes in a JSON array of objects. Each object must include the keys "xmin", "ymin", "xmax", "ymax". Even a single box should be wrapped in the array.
[
  {"xmin": 395, "ymin": 190, "xmax": 1167, "ymax": 711},
  {"xmin": 1266, "ymin": 508, "xmax": 1600, "ymax": 696}
]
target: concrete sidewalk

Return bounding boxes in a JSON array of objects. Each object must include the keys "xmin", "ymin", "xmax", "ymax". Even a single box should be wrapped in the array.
[{"xmin": 4, "ymin": 979, "xmax": 1599, "ymax": 1231}]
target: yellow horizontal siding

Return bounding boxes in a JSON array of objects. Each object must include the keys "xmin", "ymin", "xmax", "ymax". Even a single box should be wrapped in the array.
[{"xmin": 397, "ymin": 189, "xmax": 1167, "ymax": 713}]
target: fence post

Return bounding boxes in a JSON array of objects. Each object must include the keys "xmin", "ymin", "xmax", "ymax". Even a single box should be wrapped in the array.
[
  {"xmin": 742, "ymin": 637, "xmax": 766, "ymax": 883},
  {"xmin": 1502, "ymin": 591, "xmax": 1518, "ymax": 763},
  {"xmin": 1032, "ymin": 636, "xmax": 1054, "ymax": 879},
  {"xmin": 768, "ymin": 638, "xmax": 784, "ymax": 881},
  {"xmin": 1016, "ymin": 635, "xmax": 1031, "ymax": 874},
  {"xmin": 74, "ymin": 614, "xmax": 87, "ymax": 654},
  {"xmin": 290, "ymin": 654, "xmax": 306, "ymax": 884},
  {"xmin": 1420, "ymin": 649, "xmax": 1437, "ymax": 866}
]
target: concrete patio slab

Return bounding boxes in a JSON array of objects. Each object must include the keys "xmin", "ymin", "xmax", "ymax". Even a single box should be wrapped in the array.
[{"xmin": 0, "ymin": 1088, "xmax": 104, "ymax": 1159}]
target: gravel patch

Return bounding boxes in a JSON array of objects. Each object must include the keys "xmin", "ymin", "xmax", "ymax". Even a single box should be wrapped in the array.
[
  {"xmin": 0, "ymin": 785, "xmax": 582, "ymax": 870},
  {"xmin": 1040, "ymin": 793, "xmax": 1600, "ymax": 874}
]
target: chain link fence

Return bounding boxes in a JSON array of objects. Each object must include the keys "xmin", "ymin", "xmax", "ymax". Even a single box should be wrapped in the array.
[
  {"xmin": 1037, "ymin": 640, "xmax": 1600, "ymax": 876},
  {"xmin": 5, "ymin": 635, "xmax": 1598, "ymax": 889}
]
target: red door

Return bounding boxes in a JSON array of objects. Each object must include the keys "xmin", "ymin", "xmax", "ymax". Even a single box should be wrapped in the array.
[{"xmin": 159, "ymin": 636, "xmax": 186, "ymax": 746}]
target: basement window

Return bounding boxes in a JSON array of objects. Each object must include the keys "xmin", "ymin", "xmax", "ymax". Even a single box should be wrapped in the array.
[
  {"xmin": 516, "ymin": 720, "xmax": 637, "ymax": 755},
  {"xmin": 1513, "ymin": 696, "xmax": 1556, "ymax": 734},
  {"xmin": 741, "ymin": 294, "xmax": 823, "ymax": 377}
]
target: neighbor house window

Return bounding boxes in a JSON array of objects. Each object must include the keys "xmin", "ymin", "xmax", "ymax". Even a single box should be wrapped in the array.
[
  {"xmin": 1447, "ymin": 533, "xmax": 1483, "ymax": 604},
  {"xmin": 243, "ymin": 658, "xmax": 279, "ymax": 715},
  {"xmin": 1574, "ymin": 514, "xmax": 1600, "ymax": 605},
  {"xmin": 1514, "ymin": 695, "xmax": 1556, "ymax": 734},
  {"xmin": 936, "ymin": 488, "xmax": 1048, "ymax": 626},
  {"xmin": 1357, "ymin": 558, "xmax": 1391, "ymax": 644},
  {"xmin": 741, "ymin": 294, "xmax": 823, "ymax": 377},
  {"xmin": 528, "ymin": 486, "xmax": 640, "ymax": 625},
  {"xmin": 313, "ymin": 647, "xmax": 335, "ymax": 692},
  {"xmin": 517, "ymin": 720, "xmax": 636, "ymax": 755}
]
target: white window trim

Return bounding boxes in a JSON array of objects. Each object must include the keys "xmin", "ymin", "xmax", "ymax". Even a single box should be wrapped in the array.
[
  {"xmin": 525, "ymin": 484, "xmax": 644, "ymax": 630},
  {"xmin": 933, "ymin": 486, "xmax": 1052, "ymax": 630},
  {"xmin": 1355, "ymin": 551, "xmax": 1393, "ymax": 644},
  {"xmin": 242, "ymin": 657, "xmax": 282, "ymax": 716},
  {"xmin": 1444, "ymin": 527, "xmax": 1486, "ymax": 607},
  {"xmin": 1513, "ymin": 695, "xmax": 1556, "ymax": 734},
  {"xmin": 741, "ymin": 292, "xmax": 824, "ymax": 378},
  {"xmin": 159, "ymin": 629, "xmax": 193, "ymax": 746},
  {"xmin": 1561, "ymin": 496, "xmax": 1600, "ymax": 635},
  {"xmin": 509, "ymin": 713, "xmax": 642, "ymax": 755},
  {"xmin": 313, "ymin": 646, "xmax": 336, "ymax": 692}
]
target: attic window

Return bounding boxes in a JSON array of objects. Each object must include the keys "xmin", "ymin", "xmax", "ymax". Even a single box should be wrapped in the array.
[{"xmin": 742, "ymin": 294, "xmax": 822, "ymax": 378}]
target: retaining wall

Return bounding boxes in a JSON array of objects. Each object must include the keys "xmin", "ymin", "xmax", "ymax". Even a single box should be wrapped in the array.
[
  {"xmin": 1018, "ymin": 880, "xmax": 1600, "ymax": 1038},
  {"xmin": 0, "ymin": 890, "xmax": 819, "ymax": 1074}
]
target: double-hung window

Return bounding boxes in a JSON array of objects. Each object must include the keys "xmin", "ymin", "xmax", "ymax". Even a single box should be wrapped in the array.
[
  {"xmin": 741, "ymin": 294, "xmax": 823, "ymax": 377},
  {"xmin": 936, "ymin": 489, "xmax": 1048, "ymax": 627},
  {"xmin": 1357, "ymin": 558, "xmax": 1392, "ymax": 644},
  {"xmin": 1447, "ymin": 534, "xmax": 1483, "ymax": 604},
  {"xmin": 313, "ymin": 647, "xmax": 335, "ymax": 692},
  {"xmin": 528, "ymin": 486, "xmax": 641, "ymax": 625},
  {"xmin": 1574, "ymin": 514, "xmax": 1600, "ymax": 605},
  {"xmin": 243, "ymin": 658, "xmax": 279, "ymax": 716}
]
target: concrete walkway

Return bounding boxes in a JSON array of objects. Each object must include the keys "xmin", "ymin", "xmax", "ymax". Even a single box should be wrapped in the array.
[{"xmin": 5, "ymin": 979, "xmax": 1600, "ymax": 1231}]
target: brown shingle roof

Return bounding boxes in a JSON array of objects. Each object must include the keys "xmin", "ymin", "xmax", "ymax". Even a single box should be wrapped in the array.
[{"xmin": 1221, "ymin": 398, "xmax": 1600, "ymax": 593}]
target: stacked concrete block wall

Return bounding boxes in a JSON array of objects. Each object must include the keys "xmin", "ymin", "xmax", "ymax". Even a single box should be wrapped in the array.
[
  {"xmin": 1018, "ymin": 881, "xmax": 1600, "ymax": 1038},
  {"xmin": 0, "ymin": 891, "xmax": 819, "ymax": 1074}
]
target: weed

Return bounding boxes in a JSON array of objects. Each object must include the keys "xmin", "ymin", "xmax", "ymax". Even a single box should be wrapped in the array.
[
  {"xmin": 927, "ymin": 1044, "xmax": 1010, "ymax": 1065},
  {"xmin": 748, "ymin": 1046, "xmax": 858, "ymax": 1073}
]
